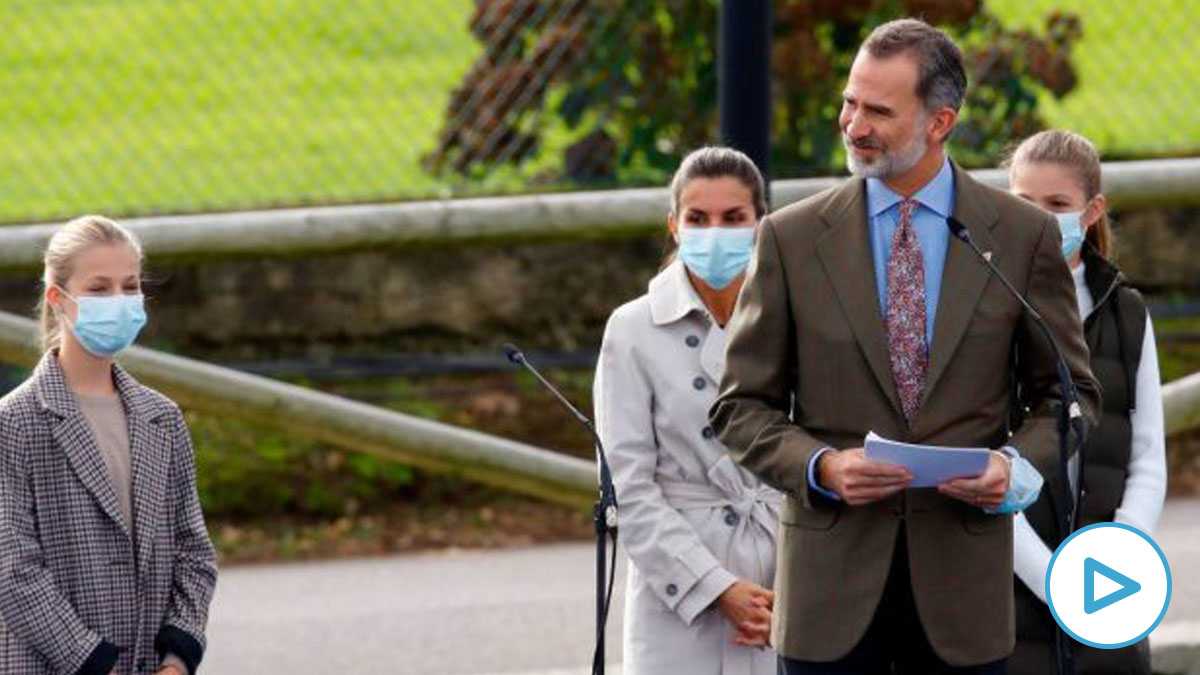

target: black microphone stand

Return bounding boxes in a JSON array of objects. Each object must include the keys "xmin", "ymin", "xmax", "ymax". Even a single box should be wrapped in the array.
[
  {"xmin": 947, "ymin": 217, "xmax": 1087, "ymax": 675},
  {"xmin": 502, "ymin": 344, "xmax": 618, "ymax": 675}
]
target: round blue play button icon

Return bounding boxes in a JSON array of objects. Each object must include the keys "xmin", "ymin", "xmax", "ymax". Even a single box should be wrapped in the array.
[{"xmin": 1046, "ymin": 522, "xmax": 1172, "ymax": 648}]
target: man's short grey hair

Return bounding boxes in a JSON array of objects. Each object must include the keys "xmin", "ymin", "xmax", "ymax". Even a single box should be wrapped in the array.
[{"xmin": 862, "ymin": 18, "xmax": 968, "ymax": 113}]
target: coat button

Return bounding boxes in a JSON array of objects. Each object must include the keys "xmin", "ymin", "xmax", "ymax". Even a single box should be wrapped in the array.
[
  {"xmin": 666, "ymin": 583, "xmax": 678, "ymax": 596},
  {"xmin": 702, "ymin": 426, "xmax": 716, "ymax": 439},
  {"xmin": 692, "ymin": 377, "xmax": 707, "ymax": 391},
  {"xmin": 686, "ymin": 335, "xmax": 700, "ymax": 347},
  {"xmin": 724, "ymin": 508, "xmax": 740, "ymax": 526}
]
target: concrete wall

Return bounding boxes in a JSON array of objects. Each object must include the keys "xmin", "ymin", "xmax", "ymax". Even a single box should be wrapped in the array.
[
  {"xmin": 1112, "ymin": 209, "xmax": 1200, "ymax": 292},
  {"xmin": 0, "ymin": 208, "xmax": 1194, "ymax": 361},
  {"xmin": 0, "ymin": 237, "xmax": 667, "ymax": 360}
]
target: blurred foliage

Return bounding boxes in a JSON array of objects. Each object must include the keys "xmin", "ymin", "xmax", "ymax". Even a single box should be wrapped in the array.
[
  {"xmin": 1155, "ymin": 316, "xmax": 1200, "ymax": 383},
  {"xmin": 187, "ymin": 370, "xmax": 596, "ymax": 520},
  {"xmin": 189, "ymin": 413, "xmax": 418, "ymax": 519},
  {"xmin": 209, "ymin": 494, "xmax": 591, "ymax": 563},
  {"xmin": 1169, "ymin": 428, "xmax": 1200, "ymax": 496},
  {"xmin": 429, "ymin": 0, "xmax": 1083, "ymax": 184}
]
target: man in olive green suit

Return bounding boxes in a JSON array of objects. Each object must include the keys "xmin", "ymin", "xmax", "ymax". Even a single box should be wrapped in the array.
[{"xmin": 710, "ymin": 19, "xmax": 1099, "ymax": 674}]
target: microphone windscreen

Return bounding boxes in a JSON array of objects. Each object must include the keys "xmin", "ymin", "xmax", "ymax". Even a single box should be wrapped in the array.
[
  {"xmin": 501, "ymin": 343, "xmax": 524, "ymax": 364},
  {"xmin": 946, "ymin": 216, "xmax": 969, "ymax": 241}
]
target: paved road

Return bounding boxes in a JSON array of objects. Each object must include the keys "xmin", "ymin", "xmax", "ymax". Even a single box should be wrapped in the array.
[
  {"xmin": 205, "ymin": 499, "xmax": 1200, "ymax": 674},
  {"xmin": 206, "ymin": 543, "xmax": 628, "ymax": 674},
  {"xmin": 1158, "ymin": 497, "xmax": 1200, "ymax": 644}
]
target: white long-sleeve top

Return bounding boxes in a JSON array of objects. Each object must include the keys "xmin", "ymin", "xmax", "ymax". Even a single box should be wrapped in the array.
[{"xmin": 1013, "ymin": 263, "xmax": 1167, "ymax": 602}]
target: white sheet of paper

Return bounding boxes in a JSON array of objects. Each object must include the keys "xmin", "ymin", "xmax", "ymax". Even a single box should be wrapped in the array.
[{"xmin": 863, "ymin": 431, "xmax": 992, "ymax": 488}]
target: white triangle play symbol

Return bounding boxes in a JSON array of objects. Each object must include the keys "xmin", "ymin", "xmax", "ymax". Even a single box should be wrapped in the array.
[
  {"xmin": 1084, "ymin": 557, "xmax": 1142, "ymax": 614},
  {"xmin": 1093, "ymin": 572, "xmax": 1122, "ymax": 599}
]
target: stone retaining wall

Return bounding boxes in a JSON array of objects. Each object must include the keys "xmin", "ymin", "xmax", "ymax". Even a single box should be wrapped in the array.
[{"xmin": 0, "ymin": 208, "xmax": 1194, "ymax": 361}]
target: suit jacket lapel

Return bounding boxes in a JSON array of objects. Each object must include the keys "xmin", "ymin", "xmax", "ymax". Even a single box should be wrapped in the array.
[
  {"xmin": 814, "ymin": 179, "xmax": 904, "ymax": 418},
  {"xmin": 920, "ymin": 164, "xmax": 1001, "ymax": 412},
  {"xmin": 36, "ymin": 354, "xmax": 132, "ymax": 538}
]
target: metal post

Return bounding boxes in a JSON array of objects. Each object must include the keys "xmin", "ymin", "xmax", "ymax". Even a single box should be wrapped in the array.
[{"xmin": 719, "ymin": 0, "xmax": 773, "ymax": 203}]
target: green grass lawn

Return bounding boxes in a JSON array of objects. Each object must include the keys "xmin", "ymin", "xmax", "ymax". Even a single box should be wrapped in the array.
[
  {"xmin": 0, "ymin": 0, "xmax": 480, "ymax": 223},
  {"xmin": 0, "ymin": 0, "xmax": 1196, "ymax": 223}
]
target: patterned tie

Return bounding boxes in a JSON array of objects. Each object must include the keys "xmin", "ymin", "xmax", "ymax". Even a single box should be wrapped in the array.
[{"xmin": 887, "ymin": 198, "xmax": 927, "ymax": 425}]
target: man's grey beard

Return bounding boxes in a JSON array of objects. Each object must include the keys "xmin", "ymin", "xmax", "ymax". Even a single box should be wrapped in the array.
[{"xmin": 843, "ymin": 126, "xmax": 928, "ymax": 180}]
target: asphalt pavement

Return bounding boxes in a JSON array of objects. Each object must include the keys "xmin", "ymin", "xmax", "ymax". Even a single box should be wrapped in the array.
[{"xmin": 203, "ymin": 498, "xmax": 1200, "ymax": 674}]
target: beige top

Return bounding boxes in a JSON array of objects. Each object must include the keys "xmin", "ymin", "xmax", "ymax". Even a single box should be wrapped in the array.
[
  {"xmin": 76, "ymin": 393, "xmax": 192, "ymax": 675},
  {"xmin": 77, "ymin": 394, "xmax": 133, "ymax": 529}
]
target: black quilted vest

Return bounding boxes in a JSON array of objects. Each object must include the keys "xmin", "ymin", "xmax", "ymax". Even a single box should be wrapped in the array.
[
  {"xmin": 1023, "ymin": 242, "xmax": 1147, "ymax": 544},
  {"xmin": 1012, "ymin": 243, "xmax": 1153, "ymax": 669}
]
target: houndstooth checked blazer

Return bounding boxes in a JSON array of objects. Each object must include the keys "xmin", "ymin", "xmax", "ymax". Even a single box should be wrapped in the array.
[{"xmin": 0, "ymin": 353, "xmax": 217, "ymax": 675}]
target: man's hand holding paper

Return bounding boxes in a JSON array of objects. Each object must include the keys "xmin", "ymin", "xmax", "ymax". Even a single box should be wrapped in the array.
[
  {"xmin": 816, "ymin": 447, "xmax": 914, "ymax": 506},
  {"xmin": 838, "ymin": 432, "xmax": 1010, "ymax": 509},
  {"xmin": 850, "ymin": 432, "xmax": 1041, "ymax": 512},
  {"xmin": 937, "ymin": 451, "xmax": 1011, "ymax": 510}
]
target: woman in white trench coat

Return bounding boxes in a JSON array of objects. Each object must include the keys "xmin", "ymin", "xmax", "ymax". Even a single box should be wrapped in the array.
[{"xmin": 594, "ymin": 147, "xmax": 781, "ymax": 675}]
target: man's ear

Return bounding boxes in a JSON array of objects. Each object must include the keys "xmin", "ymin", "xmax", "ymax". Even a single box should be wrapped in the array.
[{"xmin": 929, "ymin": 108, "xmax": 958, "ymax": 145}]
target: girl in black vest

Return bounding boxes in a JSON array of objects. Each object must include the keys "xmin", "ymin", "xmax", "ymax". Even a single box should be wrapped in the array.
[{"xmin": 1006, "ymin": 130, "xmax": 1167, "ymax": 674}]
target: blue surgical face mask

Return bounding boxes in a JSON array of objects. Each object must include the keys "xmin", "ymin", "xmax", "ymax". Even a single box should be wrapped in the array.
[
  {"xmin": 1056, "ymin": 210, "xmax": 1085, "ymax": 259},
  {"xmin": 57, "ymin": 288, "xmax": 147, "ymax": 357},
  {"xmin": 984, "ymin": 455, "xmax": 1045, "ymax": 515},
  {"xmin": 677, "ymin": 225, "xmax": 755, "ymax": 290}
]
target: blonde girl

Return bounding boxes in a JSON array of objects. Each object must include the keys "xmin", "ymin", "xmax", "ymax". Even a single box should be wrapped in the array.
[
  {"xmin": 0, "ymin": 216, "xmax": 217, "ymax": 675},
  {"xmin": 1006, "ymin": 131, "xmax": 1165, "ymax": 675}
]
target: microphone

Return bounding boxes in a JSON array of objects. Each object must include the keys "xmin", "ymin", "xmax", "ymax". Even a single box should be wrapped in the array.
[
  {"xmin": 501, "ymin": 342, "xmax": 523, "ymax": 365},
  {"xmin": 946, "ymin": 217, "xmax": 1046, "ymax": 325},
  {"xmin": 944, "ymin": 217, "xmax": 1086, "ymax": 441},
  {"xmin": 501, "ymin": 343, "xmax": 598, "ymax": 436},
  {"xmin": 946, "ymin": 216, "xmax": 1087, "ymax": 675},
  {"xmin": 501, "ymin": 343, "xmax": 617, "ymax": 675}
]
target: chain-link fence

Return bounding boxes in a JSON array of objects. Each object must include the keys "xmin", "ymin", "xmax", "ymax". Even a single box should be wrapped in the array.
[
  {"xmin": 1, "ymin": 0, "xmax": 1196, "ymax": 225},
  {"xmin": 989, "ymin": 0, "xmax": 1199, "ymax": 157}
]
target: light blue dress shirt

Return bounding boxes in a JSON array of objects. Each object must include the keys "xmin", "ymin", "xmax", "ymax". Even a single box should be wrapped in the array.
[
  {"xmin": 866, "ymin": 155, "xmax": 954, "ymax": 347},
  {"xmin": 804, "ymin": 156, "xmax": 1041, "ymax": 512}
]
